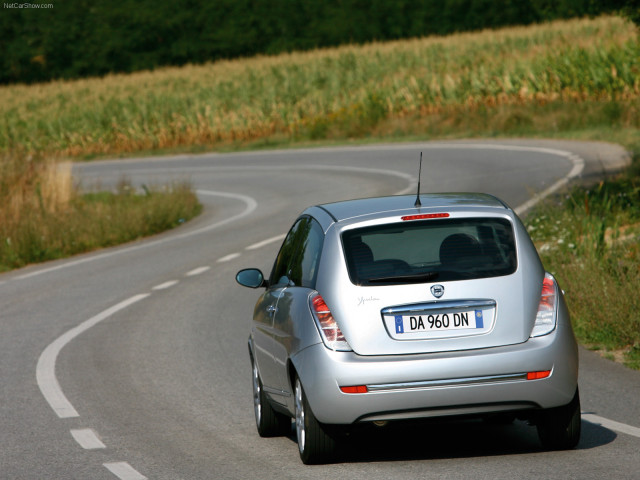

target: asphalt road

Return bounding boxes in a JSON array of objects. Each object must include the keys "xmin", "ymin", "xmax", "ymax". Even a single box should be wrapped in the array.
[{"xmin": 1, "ymin": 140, "xmax": 638, "ymax": 479}]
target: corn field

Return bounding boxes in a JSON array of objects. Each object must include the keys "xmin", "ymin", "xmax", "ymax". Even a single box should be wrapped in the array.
[{"xmin": 1, "ymin": 16, "xmax": 638, "ymax": 157}]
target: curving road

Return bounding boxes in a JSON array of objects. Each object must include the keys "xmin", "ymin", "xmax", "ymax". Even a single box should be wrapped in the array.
[{"xmin": 1, "ymin": 140, "xmax": 638, "ymax": 479}]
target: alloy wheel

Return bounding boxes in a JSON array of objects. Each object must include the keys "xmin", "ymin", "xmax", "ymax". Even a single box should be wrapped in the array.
[
  {"xmin": 252, "ymin": 361, "xmax": 262, "ymax": 427},
  {"xmin": 295, "ymin": 378, "xmax": 306, "ymax": 454}
]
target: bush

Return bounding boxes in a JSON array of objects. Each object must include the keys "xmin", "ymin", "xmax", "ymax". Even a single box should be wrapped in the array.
[{"xmin": 526, "ymin": 153, "xmax": 640, "ymax": 368}]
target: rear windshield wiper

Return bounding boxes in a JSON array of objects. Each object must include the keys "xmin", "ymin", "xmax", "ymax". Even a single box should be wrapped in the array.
[{"xmin": 366, "ymin": 271, "xmax": 439, "ymax": 285}]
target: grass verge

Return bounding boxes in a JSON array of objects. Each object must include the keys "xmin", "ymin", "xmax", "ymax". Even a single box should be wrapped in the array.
[
  {"xmin": 0, "ymin": 150, "xmax": 202, "ymax": 272},
  {"xmin": 525, "ymin": 152, "xmax": 640, "ymax": 370}
]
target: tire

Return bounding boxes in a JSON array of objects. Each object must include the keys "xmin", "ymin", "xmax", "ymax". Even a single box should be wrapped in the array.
[
  {"xmin": 252, "ymin": 359, "xmax": 290, "ymax": 437},
  {"xmin": 294, "ymin": 376, "xmax": 337, "ymax": 464},
  {"xmin": 536, "ymin": 387, "xmax": 581, "ymax": 450}
]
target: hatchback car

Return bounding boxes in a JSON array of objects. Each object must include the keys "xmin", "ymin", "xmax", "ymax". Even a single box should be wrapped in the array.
[{"xmin": 236, "ymin": 193, "xmax": 580, "ymax": 464}]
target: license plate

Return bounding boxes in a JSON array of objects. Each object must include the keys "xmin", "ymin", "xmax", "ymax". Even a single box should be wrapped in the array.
[{"xmin": 394, "ymin": 310, "xmax": 484, "ymax": 334}]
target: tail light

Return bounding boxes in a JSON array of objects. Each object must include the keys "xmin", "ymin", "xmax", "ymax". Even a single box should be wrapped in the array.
[
  {"xmin": 310, "ymin": 293, "xmax": 352, "ymax": 351},
  {"xmin": 530, "ymin": 272, "xmax": 558, "ymax": 337}
]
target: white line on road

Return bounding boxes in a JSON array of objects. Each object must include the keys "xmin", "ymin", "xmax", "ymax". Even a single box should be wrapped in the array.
[
  {"xmin": 246, "ymin": 234, "xmax": 286, "ymax": 250},
  {"xmin": 36, "ymin": 294, "xmax": 150, "ymax": 418},
  {"xmin": 14, "ymin": 146, "xmax": 583, "ymax": 282},
  {"xmin": 582, "ymin": 413, "xmax": 640, "ymax": 439},
  {"xmin": 70, "ymin": 428, "xmax": 106, "ymax": 449},
  {"xmin": 185, "ymin": 266, "xmax": 211, "ymax": 276},
  {"xmin": 103, "ymin": 462, "xmax": 147, "ymax": 480},
  {"xmin": 152, "ymin": 280, "xmax": 179, "ymax": 290},
  {"xmin": 332, "ymin": 142, "xmax": 586, "ymax": 211},
  {"xmin": 514, "ymin": 151, "xmax": 584, "ymax": 215},
  {"xmin": 217, "ymin": 252, "xmax": 241, "ymax": 263}
]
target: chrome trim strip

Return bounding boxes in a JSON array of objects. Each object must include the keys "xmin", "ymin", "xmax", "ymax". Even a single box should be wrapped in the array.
[
  {"xmin": 367, "ymin": 372, "xmax": 527, "ymax": 392},
  {"xmin": 381, "ymin": 299, "xmax": 496, "ymax": 315},
  {"xmin": 263, "ymin": 385, "xmax": 292, "ymax": 398}
]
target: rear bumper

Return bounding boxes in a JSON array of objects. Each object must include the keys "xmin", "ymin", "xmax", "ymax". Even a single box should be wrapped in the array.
[{"xmin": 291, "ymin": 314, "xmax": 578, "ymax": 424}]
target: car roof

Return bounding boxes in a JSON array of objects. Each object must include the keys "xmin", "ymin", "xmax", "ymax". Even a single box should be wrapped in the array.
[{"xmin": 307, "ymin": 193, "xmax": 510, "ymax": 225}]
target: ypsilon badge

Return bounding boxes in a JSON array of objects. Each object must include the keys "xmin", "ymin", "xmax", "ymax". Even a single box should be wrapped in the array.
[{"xmin": 430, "ymin": 284, "xmax": 445, "ymax": 298}]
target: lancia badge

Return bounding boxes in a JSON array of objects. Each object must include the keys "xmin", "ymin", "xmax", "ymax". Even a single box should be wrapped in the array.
[{"xmin": 430, "ymin": 284, "xmax": 445, "ymax": 298}]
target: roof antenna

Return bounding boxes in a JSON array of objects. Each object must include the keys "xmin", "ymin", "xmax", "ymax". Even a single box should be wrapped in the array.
[{"xmin": 414, "ymin": 152, "xmax": 422, "ymax": 208}]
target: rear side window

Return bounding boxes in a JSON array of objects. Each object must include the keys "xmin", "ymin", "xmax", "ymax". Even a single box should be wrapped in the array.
[
  {"xmin": 289, "ymin": 218, "xmax": 324, "ymax": 288},
  {"xmin": 269, "ymin": 216, "xmax": 324, "ymax": 288},
  {"xmin": 342, "ymin": 218, "xmax": 516, "ymax": 285}
]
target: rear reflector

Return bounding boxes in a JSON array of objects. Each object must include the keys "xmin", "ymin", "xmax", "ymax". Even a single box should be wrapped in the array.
[
  {"xmin": 340, "ymin": 385, "xmax": 368, "ymax": 394},
  {"xmin": 401, "ymin": 213, "xmax": 450, "ymax": 221},
  {"xmin": 526, "ymin": 370, "xmax": 551, "ymax": 380}
]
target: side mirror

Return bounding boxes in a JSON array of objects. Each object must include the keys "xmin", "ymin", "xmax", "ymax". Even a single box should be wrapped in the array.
[{"xmin": 236, "ymin": 268, "xmax": 267, "ymax": 288}]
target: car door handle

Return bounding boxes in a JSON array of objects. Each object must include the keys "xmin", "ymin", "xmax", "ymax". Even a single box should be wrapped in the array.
[{"xmin": 266, "ymin": 305, "xmax": 277, "ymax": 316}]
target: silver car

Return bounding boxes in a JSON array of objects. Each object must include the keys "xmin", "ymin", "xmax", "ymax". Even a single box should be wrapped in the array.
[{"xmin": 236, "ymin": 193, "xmax": 580, "ymax": 464}]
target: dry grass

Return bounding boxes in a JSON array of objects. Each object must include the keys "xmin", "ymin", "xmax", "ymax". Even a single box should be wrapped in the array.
[
  {"xmin": 0, "ymin": 150, "xmax": 201, "ymax": 271},
  {"xmin": 0, "ymin": 151, "xmax": 70, "ymax": 222}
]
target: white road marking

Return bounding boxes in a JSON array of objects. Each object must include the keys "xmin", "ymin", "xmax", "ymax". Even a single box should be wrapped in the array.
[
  {"xmin": 246, "ymin": 234, "xmax": 286, "ymax": 250},
  {"xmin": 356, "ymin": 142, "xmax": 586, "ymax": 207},
  {"xmin": 514, "ymin": 152, "xmax": 584, "ymax": 215},
  {"xmin": 70, "ymin": 428, "xmax": 106, "ymax": 449},
  {"xmin": 17, "ymin": 190, "xmax": 257, "ymax": 280},
  {"xmin": 582, "ymin": 413, "xmax": 640, "ymax": 439},
  {"xmin": 217, "ymin": 252, "xmax": 241, "ymax": 263},
  {"xmin": 185, "ymin": 266, "xmax": 210, "ymax": 276},
  {"xmin": 36, "ymin": 293, "xmax": 150, "ymax": 418},
  {"xmin": 14, "ymin": 146, "xmax": 585, "ymax": 282},
  {"xmin": 152, "ymin": 280, "xmax": 179, "ymax": 290},
  {"xmin": 372, "ymin": 142, "xmax": 585, "ymax": 214},
  {"xmin": 103, "ymin": 462, "xmax": 147, "ymax": 480}
]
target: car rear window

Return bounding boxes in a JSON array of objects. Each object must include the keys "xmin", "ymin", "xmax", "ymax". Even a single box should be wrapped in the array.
[{"xmin": 342, "ymin": 218, "xmax": 517, "ymax": 285}]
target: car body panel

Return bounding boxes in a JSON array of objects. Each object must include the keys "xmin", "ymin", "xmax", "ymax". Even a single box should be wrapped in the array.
[
  {"xmin": 290, "ymin": 292, "xmax": 577, "ymax": 424},
  {"xmin": 241, "ymin": 193, "xmax": 579, "ymax": 427},
  {"xmin": 311, "ymin": 193, "xmax": 510, "ymax": 224},
  {"xmin": 251, "ymin": 287, "xmax": 283, "ymax": 395},
  {"xmin": 314, "ymin": 203, "xmax": 544, "ymax": 356}
]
